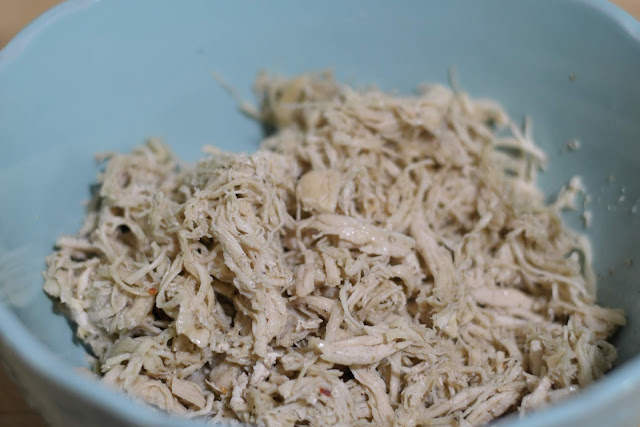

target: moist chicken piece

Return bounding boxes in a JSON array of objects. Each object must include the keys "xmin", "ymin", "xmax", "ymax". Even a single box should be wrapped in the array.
[{"xmin": 297, "ymin": 170, "xmax": 342, "ymax": 213}]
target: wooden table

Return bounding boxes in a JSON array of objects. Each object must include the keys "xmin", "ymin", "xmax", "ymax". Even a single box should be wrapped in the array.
[{"xmin": 1, "ymin": 1, "xmax": 639, "ymax": 425}]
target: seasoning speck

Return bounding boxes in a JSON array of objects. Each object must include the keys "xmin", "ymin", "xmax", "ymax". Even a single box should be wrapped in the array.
[{"xmin": 565, "ymin": 139, "xmax": 580, "ymax": 151}]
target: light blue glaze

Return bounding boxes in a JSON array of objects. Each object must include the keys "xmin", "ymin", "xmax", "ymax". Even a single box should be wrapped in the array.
[{"xmin": 0, "ymin": 1, "xmax": 639, "ymax": 425}]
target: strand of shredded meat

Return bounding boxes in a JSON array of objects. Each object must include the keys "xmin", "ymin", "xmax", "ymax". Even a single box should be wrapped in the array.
[{"xmin": 43, "ymin": 72, "xmax": 625, "ymax": 426}]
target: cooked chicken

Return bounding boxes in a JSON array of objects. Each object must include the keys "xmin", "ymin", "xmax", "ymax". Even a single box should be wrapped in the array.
[{"xmin": 44, "ymin": 72, "xmax": 624, "ymax": 426}]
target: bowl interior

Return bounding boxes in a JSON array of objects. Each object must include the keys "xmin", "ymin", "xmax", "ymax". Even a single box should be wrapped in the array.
[{"xmin": 1, "ymin": 0, "xmax": 640, "ymax": 424}]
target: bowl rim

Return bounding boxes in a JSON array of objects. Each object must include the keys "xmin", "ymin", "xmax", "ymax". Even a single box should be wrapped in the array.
[{"xmin": 0, "ymin": 0, "xmax": 639, "ymax": 426}]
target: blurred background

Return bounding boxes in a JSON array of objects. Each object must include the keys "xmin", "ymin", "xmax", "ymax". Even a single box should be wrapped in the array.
[{"xmin": 1, "ymin": 0, "xmax": 639, "ymax": 426}]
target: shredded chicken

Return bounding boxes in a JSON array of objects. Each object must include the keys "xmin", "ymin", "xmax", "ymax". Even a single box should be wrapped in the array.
[{"xmin": 43, "ymin": 71, "xmax": 625, "ymax": 426}]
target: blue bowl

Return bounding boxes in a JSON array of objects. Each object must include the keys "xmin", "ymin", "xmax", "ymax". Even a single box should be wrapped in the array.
[{"xmin": 1, "ymin": 1, "xmax": 640, "ymax": 426}]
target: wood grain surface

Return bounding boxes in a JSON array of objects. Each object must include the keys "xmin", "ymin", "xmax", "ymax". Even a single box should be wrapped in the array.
[{"xmin": 1, "ymin": 1, "xmax": 639, "ymax": 426}]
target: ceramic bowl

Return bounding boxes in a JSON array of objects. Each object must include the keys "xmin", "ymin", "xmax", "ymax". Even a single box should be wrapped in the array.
[{"xmin": 1, "ymin": 1, "xmax": 639, "ymax": 426}]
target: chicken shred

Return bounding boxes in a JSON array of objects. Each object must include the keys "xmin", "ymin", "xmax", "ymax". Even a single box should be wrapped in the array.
[{"xmin": 44, "ymin": 71, "xmax": 624, "ymax": 426}]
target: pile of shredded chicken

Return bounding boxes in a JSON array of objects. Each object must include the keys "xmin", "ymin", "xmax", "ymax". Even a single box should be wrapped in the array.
[{"xmin": 44, "ymin": 72, "xmax": 625, "ymax": 426}]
